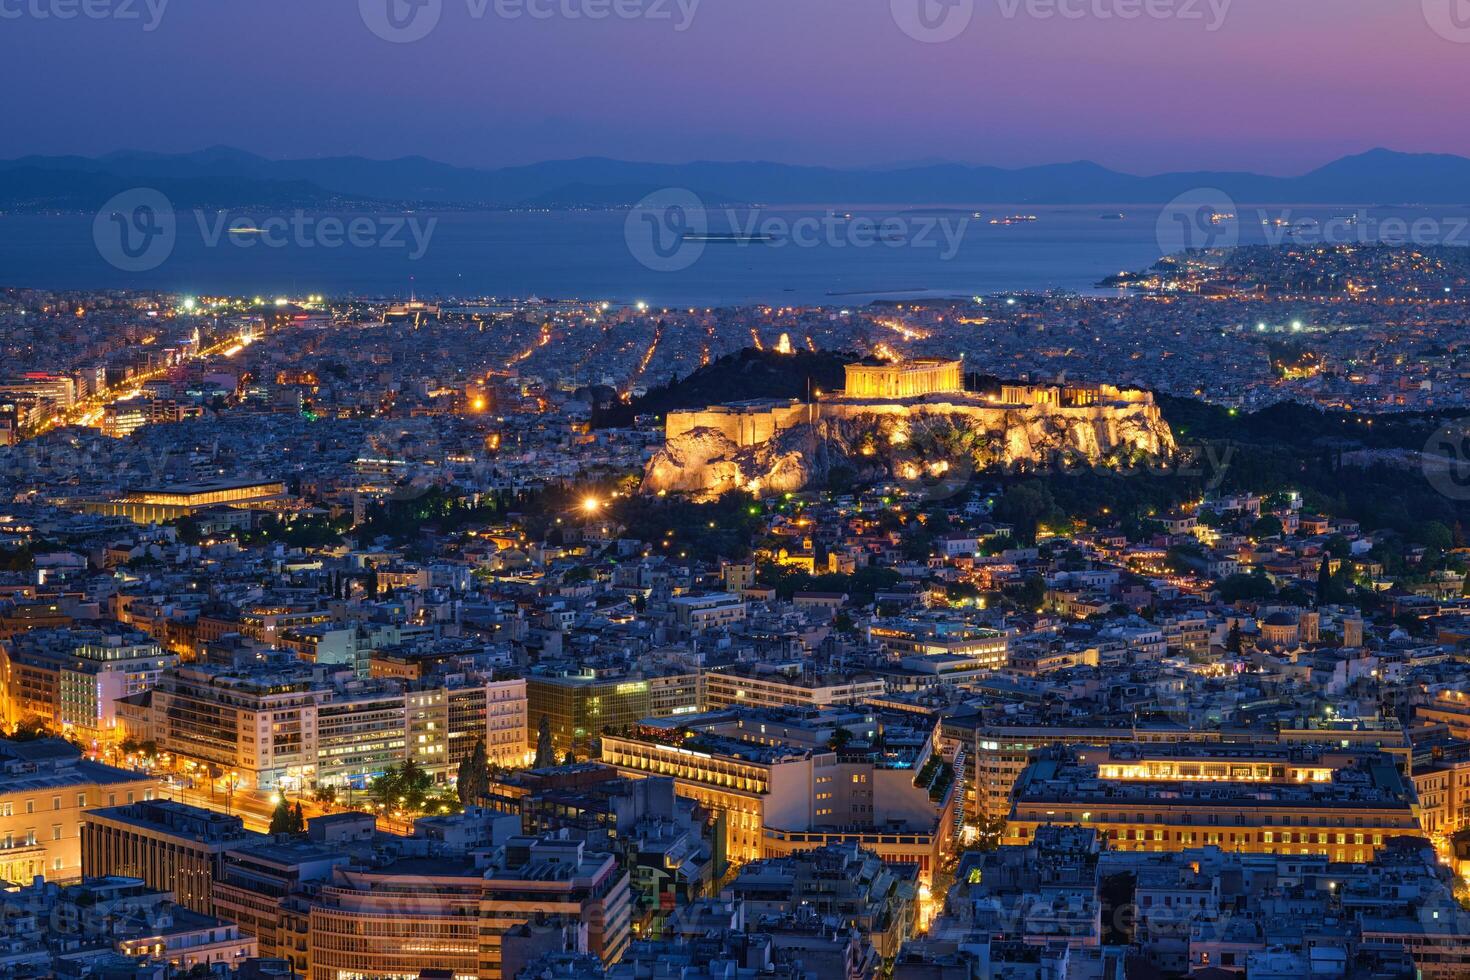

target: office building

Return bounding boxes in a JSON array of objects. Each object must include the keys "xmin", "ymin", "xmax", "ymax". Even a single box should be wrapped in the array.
[
  {"xmin": 82, "ymin": 799, "xmax": 265, "ymax": 914},
  {"xmin": 1008, "ymin": 743, "xmax": 1422, "ymax": 862}
]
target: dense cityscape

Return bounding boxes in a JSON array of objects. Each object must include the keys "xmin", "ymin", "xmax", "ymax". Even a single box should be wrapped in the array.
[
  {"xmin": 6, "ymin": 0, "xmax": 1470, "ymax": 975},
  {"xmin": 0, "ymin": 236, "xmax": 1468, "ymax": 980}
]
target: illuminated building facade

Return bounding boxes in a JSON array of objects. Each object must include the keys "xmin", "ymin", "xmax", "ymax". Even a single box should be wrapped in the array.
[
  {"xmin": 406, "ymin": 678, "xmax": 530, "ymax": 776},
  {"xmin": 82, "ymin": 800, "xmax": 260, "ymax": 915},
  {"xmin": 307, "ymin": 836, "xmax": 630, "ymax": 980},
  {"xmin": 0, "ymin": 624, "xmax": 177, "ymax": 740},
  {"xmin": 526, "ymin": 667, "xmax": 702, "ymax": 757},
  {"xmin": 0, "ymin": 738, "xmax": 160, "ymax": 884},
  {"xmin": 842, "ymin": 358, "xmax": 964, "ymax": 399},
  {"xmin": 703, "ymin": 663, "xmax": 886, "ymax": 712},
  {"xmin": 868, "ymin": 620, "xmax": 1009, "ymax": 669},
  {"xmin": 601, "ymin": 712, "xmax": 955, "ymax": 882},
  {"xmin": 1008, "ymin": 743, "xmax": 1421, "ymax": 861},
  {"xmin": 76, "ymin": 478, "xmax": 289, "ymax": 524},
  {"xmin": 148, "ymin": 661, "xmax": 529, "ymax": 792}
]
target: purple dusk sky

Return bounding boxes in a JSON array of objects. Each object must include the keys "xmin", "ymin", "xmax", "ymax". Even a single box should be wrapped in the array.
[{"xmin": 2, "ymin": 0, "xmax": 1466, "ymax": 173}]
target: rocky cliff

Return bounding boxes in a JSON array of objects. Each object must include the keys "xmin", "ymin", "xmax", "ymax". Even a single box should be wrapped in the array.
[{"xmin": 642, "ymin": 401, "xmax": 1177, "ymax": 500}]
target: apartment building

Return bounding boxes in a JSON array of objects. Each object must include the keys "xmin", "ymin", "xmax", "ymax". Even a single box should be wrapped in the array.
[
  {"xmin": 868, "ymin": 619, "xmax": 1009, "ymax": 670},
  {"xmin": 667, "ymin": 593, "xmax": 746, "ymax": 635},
  {"xmin": 0, "ymin": 623, "xmax": 177, "ymax": 740},
  {"xmin": 703, "ymin": 662, "xmax": 886, "ymax": 712},
  {"xmin": 147, "ymin": 658, "xmax": 529, "ymax": 792}
]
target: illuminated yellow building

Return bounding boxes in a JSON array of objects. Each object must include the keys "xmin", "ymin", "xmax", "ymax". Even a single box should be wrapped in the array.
[
  {"xmin": 842, "ymin": 358, "xmax": 964, "ymax": 399},
  {"xmin": 75, "ymin": 478, "xmax": 288, "ymax": 524},
  {"xmin": 1009, "ymin": 743, "xmax": 1422, "ymax": 862}
]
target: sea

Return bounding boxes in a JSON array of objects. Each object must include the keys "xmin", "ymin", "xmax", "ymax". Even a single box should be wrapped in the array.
[{"xmin": 2, "ymin": 203, "xmax": 1466, "ymax": 306}]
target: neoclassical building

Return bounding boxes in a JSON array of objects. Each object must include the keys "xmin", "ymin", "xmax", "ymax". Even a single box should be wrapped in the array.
[{"xmin": 842, "ymin": 358, "xmax": 964, "ymax": 399}]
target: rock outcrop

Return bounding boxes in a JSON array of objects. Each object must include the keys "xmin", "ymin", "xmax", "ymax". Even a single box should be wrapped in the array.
[{"xmin": 643, "ymin": 398, "xmax": 1177, "ymax": 500}]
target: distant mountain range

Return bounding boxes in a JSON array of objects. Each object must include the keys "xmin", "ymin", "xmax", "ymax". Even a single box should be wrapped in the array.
[{"xmin": 4, "ymin": 146, "xmax": 1470, "ymax": 211}]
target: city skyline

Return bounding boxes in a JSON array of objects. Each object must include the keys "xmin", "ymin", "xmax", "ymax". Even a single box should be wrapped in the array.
[{"xmin": 7, "ymin": 2, "xmax": 1470, "ymax": 978}]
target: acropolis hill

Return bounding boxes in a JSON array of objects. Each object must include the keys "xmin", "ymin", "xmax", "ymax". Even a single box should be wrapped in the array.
[{"xmin": 642, "ymin": 357, "xmax": 1177, "ymax": 499}]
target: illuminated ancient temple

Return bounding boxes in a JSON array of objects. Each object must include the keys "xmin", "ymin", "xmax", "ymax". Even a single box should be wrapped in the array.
[
  {"xmin": 841, "ymin": 358, "xmax": 964, "ymax": 399},
  {"xmin": 645, "ymin": 354, "xmax": 1176, "ymax": 498}
]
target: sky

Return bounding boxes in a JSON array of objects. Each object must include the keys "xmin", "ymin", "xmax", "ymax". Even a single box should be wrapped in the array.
[{"xmin": 2, "ymin": 0, "xmax": 1467, "ymax": 174}]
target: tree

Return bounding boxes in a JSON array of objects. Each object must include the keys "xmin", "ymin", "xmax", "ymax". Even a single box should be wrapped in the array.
[
  {"xmin": 563, "ymin": 751, "xmax": 577, "ymax": 766},
  {"xmin": 293, "ymin": 802, "xmax": 305, "ymax": 833},
  {"xmin": 1413, "ymin": 520, "xmax": 1454, "ymax": 553},
  {"xmin": 535, "ymin": 716, "xmax": 557, "ymax": 769},
  {"xmin": 457, "ymin": 739, "xmax": 490, "ymax": 806},
  {"xmin": 994, "ymin": 483, "xmax": 1055, "ymax": 544},
  {"xmin": 1251, "ymin": 515, "xmax": 1284, "ymax": 539},
  {"xmin": 1317, "ymin": 554, "xmax": 1333, "ymax": 604},
  {"xmin": 269, "ymin": 797, "xmax": 296, "ymax": 835},
  {"xmin": 1218, "ymin": 572, "xmax": 1275, "ymax": 603},
  {"xmin": 1007, "ymin": 574, "xmax": 1047, "ymax": 611},
  {"xmin": 370, "ymin": 758, "xmax": 434, "ymax": 813},
  {"xmin": 1226, "ymin": 622, "xmax": 1243, "ymax": 655},
  {"xmin": 8, "ymin": 718, "xmax": 52, "ymax": 741}
]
